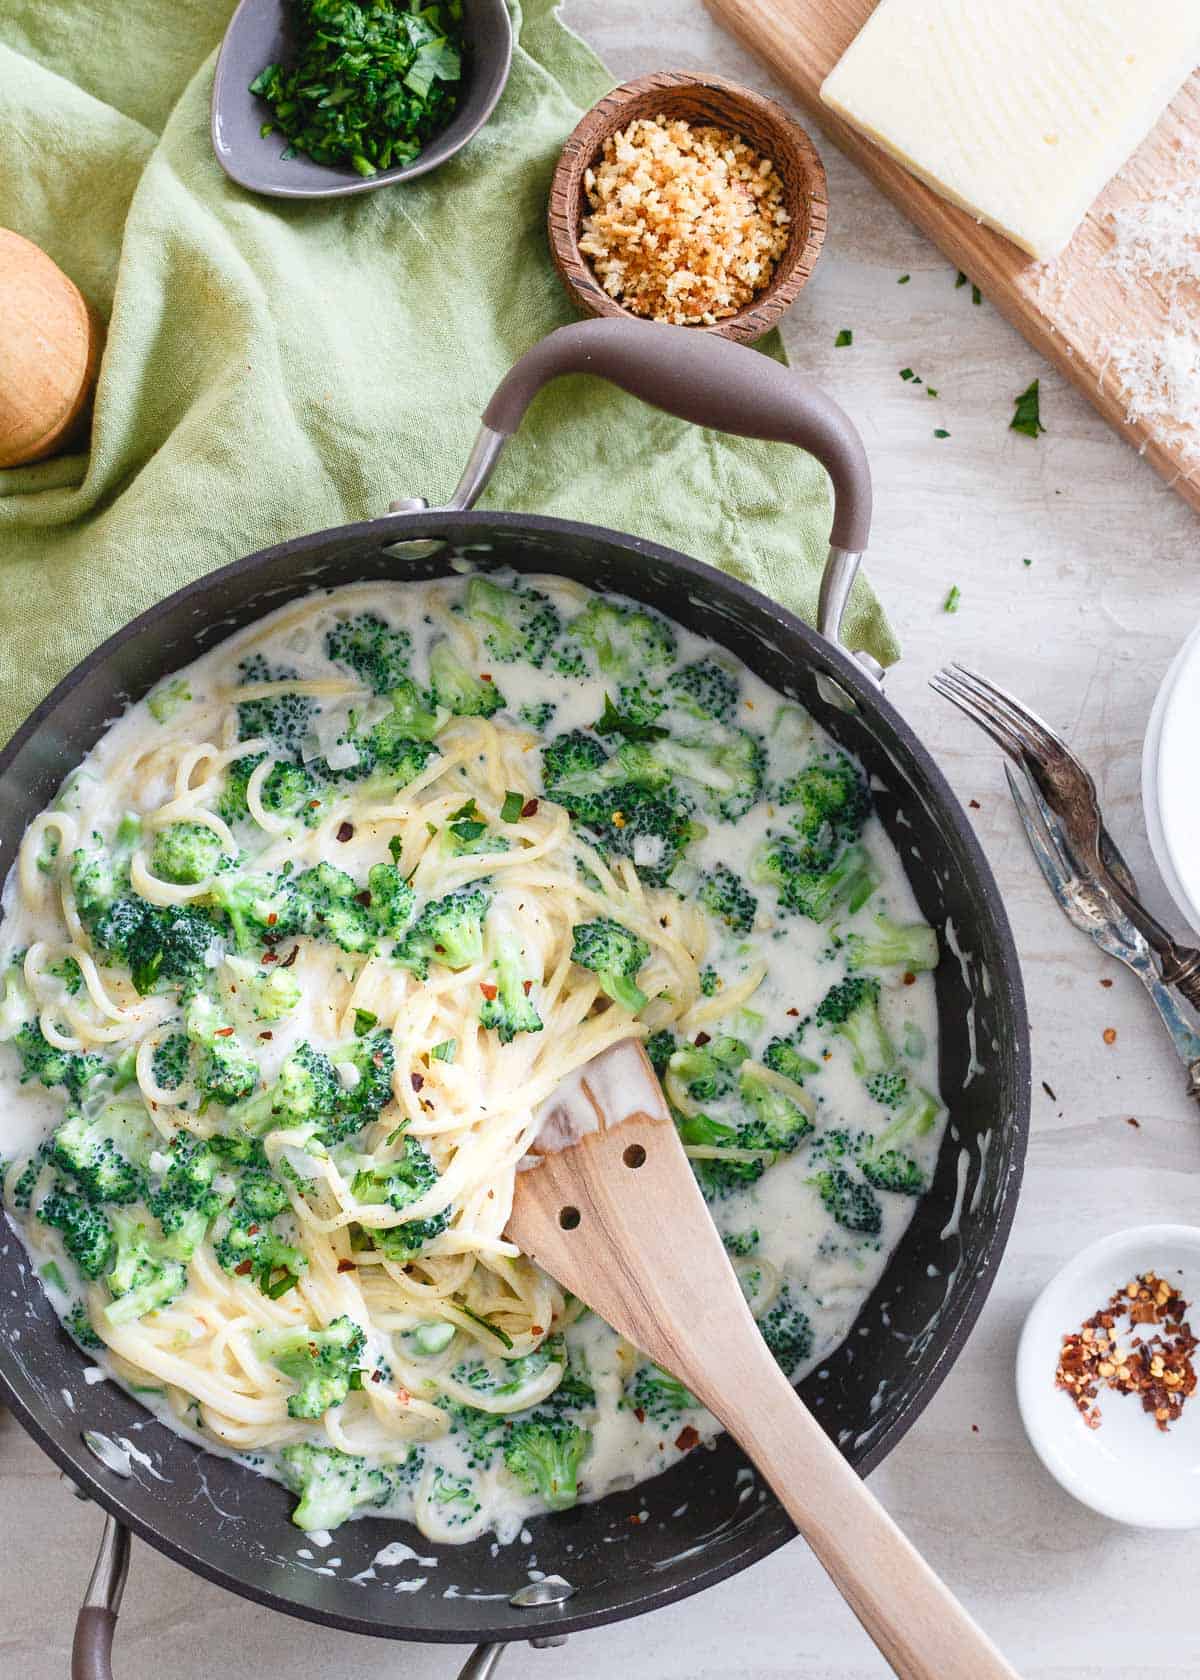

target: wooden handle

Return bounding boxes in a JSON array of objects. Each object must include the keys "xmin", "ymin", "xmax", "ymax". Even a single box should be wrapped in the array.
[{"xmin": 680, "ymin": 1330, "xmax": 1019, "ymax": 1680}]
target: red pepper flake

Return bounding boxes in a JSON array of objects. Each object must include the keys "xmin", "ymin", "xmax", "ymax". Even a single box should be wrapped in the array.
[
  {"xmin": 971, "ymin": 1423, "xmax": 980, "ymax": 1434},
  {"xmin": 371, "ymin": 1369, "xmax": 383, "ymax": 1383},
  {"xmin": 307, "ymin": 799, "xmax": 322, "ymax": 810},
  {"xmin": 1055, "ymin": 1271, "xmax": 1198, "ymax": 1433},
  {"xmin": 521, "ymin": 799, "xmax": 539, "ymax": 818},
  {"xmin": 336, "ymin": 821, "xmax": 354, "ymax": 842},
  {"xmin": 633, "ymin": 1407, "xmax": 646, "ymax": 1423},
  {"xmin": 234, "ymin": 1260, "xmax": 253, "ymax": 1275},
  {"xmin": 694, "ymin": 1031, "xmax": 711, "ymax": 1047},
  {"xmin": 281, "ymin": 945, "xmax": 300, "ymax": 968},
  {"xmin": 968, "ymin": 799, "xmax": 981, "ymax": 810},
  {"xmin": 355, "ymin": 890, "xmax": 372, "ymax": 907},
  {"xmin": 530, "ymin": 1325, "xmax": 544, "ymax": 1336},
  {"xmin": 480, "ymin": 982, "xmax": 498, "ymax": 1001},
  {"xmin": 247, "ymin": 1225, "xmax": 259, "ymax": 1236},
  {"xmin": 480, "ymin": 673, "xmax": 493, "ymax": 682},
  {"xmin": 1100, "ymin": 978, "xmax": 1113, "ymax": 989},
  {"xmin": 261, "ymin": 950, "xmax": 278, "ymax": 964},
  {"xmin": 259, "ymin": 1030, "xmax": 273, "ymax": 1040},
  {"xmin": 902, "ymin": 971, "xmax": 916, "ymax": 986},
  {"xmin": 675, "ymin": 1425, "xmax": 700, "ymax": 1452},
  {"xmin": 266, "ymin": 912, "xmax": 278, "ymax": 926},
  {"xmin": 1103, "ymin": 1027, "xmax": 1117, "ymax": 1045},
  {"xmin": 1126, "ymin": 1116, "xmax": 1141, "ymax": 1128},
  {"xmin": 411, "ymin": 1072, "xmax": 424, "ymax": 1092},
  {"xmin": 522, "ymin": 979, "xmax": 533, "ymax": 995},
  {"xmin": 337, "ymin": 1259, "xmax": 356, "ymax": 1273},
  {"xmin": 214, "ymin": 1026, "xmax": 235, "ymax": 1038},
  {"xmin": 786, "ymin": 1007, "xmax": 799, "ymax": 1017}
]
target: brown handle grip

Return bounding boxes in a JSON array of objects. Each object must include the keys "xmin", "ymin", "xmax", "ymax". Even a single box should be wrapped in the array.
[
  {"xmin": 481, "ymin": 318, "xmax": 872, "ymax": 552},
  {"xmin": 72, "ymin": 1607, "xmax": 116, "ymax": 1680}
]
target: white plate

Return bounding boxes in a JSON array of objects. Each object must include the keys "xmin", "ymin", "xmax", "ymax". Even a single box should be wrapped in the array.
[
  {"xmin": 1016, "ymin": 1225, "xmax": 1200, "ymax": 1528},
  {"xmin": 1151, "ymin": 621, "xmax": 1200, "ymax": 934}
]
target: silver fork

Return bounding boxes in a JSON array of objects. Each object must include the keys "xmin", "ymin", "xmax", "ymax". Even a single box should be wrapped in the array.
[
  {"xmin": 1003, "ymin": 761, "xmax": 1200, "ymax": 1099},
  {"xmin": 930, "ymin": 662, "xmax": 1200, "ymax": 1011}
]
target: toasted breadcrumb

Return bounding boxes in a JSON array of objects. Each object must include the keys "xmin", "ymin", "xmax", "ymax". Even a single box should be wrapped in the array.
[{"xmin": 579, "ymin": 116, "xmax": 790, "ymax": 326}]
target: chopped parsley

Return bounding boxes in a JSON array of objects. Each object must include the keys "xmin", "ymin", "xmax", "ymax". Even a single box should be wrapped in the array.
[
  {"xmin": 249, "ymin": 0, "xmax": 464, "ymax": 178},
  {"xmin": 897, "ymin": 274, "xmax": 910, "ymax": 284},
  {"xmin": 899, "ymin": 367, "xmax": 917, "ymax": 382},
  {"xmin": 1010, "ymin": 380, "xmax": 1046, "ymax": 439},
  {"xmin": 933, "ymin": 428, "xmax": 950, "ymax": 439},
  {"xmin": 353, "ymin": 1008, "xmax": 378, "ymax": 1037},
  {"xmin": 835, "ymin": 328, "xmax": 853, "ymax": 347},
  {"xmin": 943, "ymin": 585, "xmax": 961, "ymax": 613},
  {"xmin": 500, "ymin": 790, "xmax": 525, "ymax": 823}
]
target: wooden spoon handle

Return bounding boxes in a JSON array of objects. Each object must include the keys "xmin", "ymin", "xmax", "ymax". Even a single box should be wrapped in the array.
[{"xmin": 690, "ymin": 1347, "xmax": 1019, "ymax": 1680}]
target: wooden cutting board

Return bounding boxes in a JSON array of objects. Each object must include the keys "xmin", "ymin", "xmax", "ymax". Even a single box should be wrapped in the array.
[{"xmin": 708, "ymin": 0, "xmax": 1200, "ymax": 515}]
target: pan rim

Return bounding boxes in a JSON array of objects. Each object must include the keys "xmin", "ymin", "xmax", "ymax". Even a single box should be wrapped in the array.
[{"xmin": 0, "ymin": 507, "xmax": 1030, "ymax": 1644}]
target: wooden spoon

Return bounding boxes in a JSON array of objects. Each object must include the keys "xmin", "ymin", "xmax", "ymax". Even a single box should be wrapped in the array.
[
  {"xmin": 0, "ymin": 229, "xmax": 100, "ymax": 468},
  {"xmin": 508, "ymin": 1040, "xmax": 1019, "ymax": 1680}
]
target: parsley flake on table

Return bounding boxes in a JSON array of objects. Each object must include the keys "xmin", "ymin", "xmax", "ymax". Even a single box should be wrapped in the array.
[
  {"xmin": 897, "ymin": 273, "xmax": 910, "ymax": 284},
  {"xmin": 1010, "ymin": 380, "xmax": 1046, "ymax": 439},
  {"xmin": 835, "ymin": 328, "xmax": 853, "ymax": 347},
  {"xmin": 933, "ymin": 428, "xmax": 950, "ymax": 439},
  {"xmin": 900, "ymin": 367, "xmax": 921, "ymax": 383},
  {"xmin": 943, "ymin": 585, "xmax": 961, "ymax": 613},
  {"xmin": 250, "ymin": 0, "xmax": 463, "ymax": 178}
]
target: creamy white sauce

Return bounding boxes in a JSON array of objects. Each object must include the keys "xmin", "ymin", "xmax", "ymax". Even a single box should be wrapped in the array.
[{"xmin": 0, "ymin": 570, "xmax": 947, "ymax": 1548}]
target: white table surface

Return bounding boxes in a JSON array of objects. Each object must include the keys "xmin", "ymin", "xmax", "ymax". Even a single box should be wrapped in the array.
[{"xmin": 6, "ymin": 5, "xmax": 1200, "ymax": 1677}]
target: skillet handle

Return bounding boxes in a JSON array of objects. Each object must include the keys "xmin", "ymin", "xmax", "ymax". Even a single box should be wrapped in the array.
[
  {"xmin": 421, "ymin": 318, "xmax": 876, "ymax": 664},
  {"xmin": 71, "ymin": 1512, "xmax": 129, "ymax": 1680}
]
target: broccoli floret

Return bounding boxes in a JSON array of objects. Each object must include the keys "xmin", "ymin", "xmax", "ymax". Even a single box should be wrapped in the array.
[
  {"xmin": 329, "ymin": 1029, "xmax": 395, "ymax": 1136},
  {"xmin": 48, "ymin": 956, "xmax": 83, "ymax": 996},
  {"xmin": 371, "ymin": 1208, "xmax": 452, "ymax": 1260},
  {"xmin": 36, "ymin": 1183, "xmax": 114, "ymax": 1279},
  {"xmin": 186, "ymin": 994, "xmax": 258, "ymax": 1107},
  {"xmin": 429, "ymin": 640, "xmax": 505, "ymax": 717},
  {"xmin": 541, "ymin": 736, "xmax": 700, "ymax": 883},
  {"xmin": 479, "ymin": 931, "xmax": 542, "ymax": 1044},
  {"xmin": 365, "ymin": 863, "xmax": 416, "ymax": 936},
  {"xmin": 812, "ymin": 1166, "xmax": 883, "ymax": 1236},
  {"xmin": 64, "ymin": 1301, "xmax": 104, "ymax": 1350},
  {"xmin": 667, "ymin": 1035, "xmax": 748, "ymax": 1102},
  {"xmin": 280, "ymin": 863, "xmax": 377, "ymax": 954},
  {"xmin": 8, "ymin": 1149, "xmax": 47, "ymax": 1212},
  {"xmin": 224, "ymin": 955, "xmax": 302, "ymax": 1021},
  {"xmin": 13, "ymin": 1021, "xmax": 105, "ymax": 1105},
  {"xmin": 150, "ymin": 822, "xmax": 224, "ymax": 886},
  {"xmin": 815, "ymin": 977, "xmax": 894, "ymax": 1078},
  {"xmin": 738, "ymin": 1064, "xmax": 814, "ymax": 1152},
  {"xmin": 151, "ymin": 1033, "xmax": 190, "ymax": 1090},
  {"xmin": 570, "ymin": 918, "xmax": 650, "ymax": 1012},
  {"xmin": 697, "ymin": 864, "xmax": 758, "ymax": 935},
  {"xmin": 352, "ymin": 729, "xmax": 440, "ymax": 798},
  {"xmin": 602, "ymin": 790, "xmax": 698, "ymax": 887},
  {"xmin": 103, "ymin": 1211, "xmax": 187, "ymax": 1324},
  {"xmin": 751, "ymin": 836, "xmax": 879, "ymax": 923},
  {"xmin": 219, "ymin": 754, "xmax": 327, "ymax": 830},
  {"xmin": 519, "ymin": 700, "xmax": 556, "ymax": 732},
  {"xmin": 450, "ymin": 1402, "xmax": 509, "ymax": 1468},
  {"xmin": 393, "ymin": 886, "xmax": 489, "ymax": 979},
  {"xmin": 778, "ymin": 756, "xmax": 871, "ymax": 869},
  {"xmin": 669, "ymin": 659, "xmax": 739, "ymax": 723},
  {"xmin": 567, "ymin": 599, "xmax": 676, "ymax": 680},
  {"xmin": 462, "ymin": 577, "xmax": 564, "ymax": 668},
  {"xmin": 234, "ymin": 656, "xmax": 317, "ymax": 754},
  {"xmin": 0, "ymin": 959, "xmax": 32, "ymax": 1039},
  {"xmin": 234, "ymin": 1040, "xmax": 340, "ymax": 1135},
  {"xmin": 657, "ymin": 728, "xmax": 766, "ymax": 822},
  {"xmin": 722, "ymin": 1228, "xmax": 760, "ymax": 1257},
  {"xmin": 51, "ymin": 1110, "xmax": 148, "ymax": 1205},
  {"xmin": 542, "ymin": 729, "xmax": 608, "ymax": 793},
  {"xmin": 861, "ymin": 1149, "xmax": 925, "ymax": 1196},
  {"xmin": 625, "ymin": 1362, "xmax": 698, "ymax": 1424},
  {"xmin": 69, "ymin": 814, "xmax": 141, "ymax": 925},
  {"xmin": 279, "ymin": 1442, "xmax": 391, "ymax": 1531},
  {"xmin": 372, "ymin": 677, "xmax": 443, "ymax": 741},
  {"xmin": 355, "ymin": 1137, "xmax": 450, "ymax": 1256},
  {"xmin": 204, "ymin": 866, "xmax": 293, "ymax": 952},
  {"xmin": 677, "ymin": 1111, "xmax": 766, "ymax": 1198},
  {"xmin": 92, "ymin": 898, "xmax": 220, "ymax": 997},
  {"xmin": 147, "ymin": 1133, "xmax": 224, "ymax": 1258},
  {"xmin": 325, "ymin": 611, "xmax": 412, "ymax": 695},
  {"xmin": 258, "ymin": 1314, "xmax": 365, "ymax": 1418},
  {"xmin": 762, "ymin": 1033, "xmax": 820, "ymax": 1084},
  {"xmin": 503, "ymin": 1416, "xmax": 591, "ymax": 1512},
  {"xmin": 643, "ymin": 1029, "xmax": 676, "ymax": 1076},
  {"xmin": 845, "ymin": 914, "xmax": 939, "ymax": 974},
  {"xmin": 758, "ymin": 1285, "xmax": 814, "ymax": 1378},
  {"xmin": 147, "ymin": 677, "xmax": 192, "ymax": 724},
  {"xmin": 214, "ymin": 1169, "xmax": 305, "ymax": 1295}
]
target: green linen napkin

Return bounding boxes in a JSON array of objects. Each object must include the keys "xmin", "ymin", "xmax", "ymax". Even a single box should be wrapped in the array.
[{"xmin": 0, "ymin": 0, "xmax": 897, "ymax": 746}]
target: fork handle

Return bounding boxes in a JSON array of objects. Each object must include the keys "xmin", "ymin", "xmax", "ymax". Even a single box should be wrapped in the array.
[{"xmin": 682, "ymin": 1336, "xmax": 1020, "ymax": 1679}]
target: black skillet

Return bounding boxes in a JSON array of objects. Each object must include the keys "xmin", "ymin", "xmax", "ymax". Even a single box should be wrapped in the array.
[{"xmin": 0, "ymin": 320, "xmax": 1029, "ymax": 1678}]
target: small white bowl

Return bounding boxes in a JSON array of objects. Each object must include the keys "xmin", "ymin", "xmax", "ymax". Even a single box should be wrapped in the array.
[
  {"xmin": 1016, "ymin": 1225, "xmax": 1200, "ymax": 1528},
  {"xmin": 1143, "ymin": 621, "xmax": 1200, "ymax": 935}
]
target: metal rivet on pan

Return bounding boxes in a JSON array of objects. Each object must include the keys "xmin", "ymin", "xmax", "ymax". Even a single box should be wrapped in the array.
[
  {"xmin": 509, "ymin": 1575, "xmax": 574, "ymax": 1609},
  {"xmin": 388, "ymin": 496, "xmax": 429, "ymax": 513}
]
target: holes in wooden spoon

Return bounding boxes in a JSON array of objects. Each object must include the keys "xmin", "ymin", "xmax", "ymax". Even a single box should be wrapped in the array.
[
  {"xmin": 558, "ymin": 1206, "xmax": 581, "ymax": 1230},
  {"xmin": 622, "ymin": 1144, "xmax": 646, "ymax": 1169}
]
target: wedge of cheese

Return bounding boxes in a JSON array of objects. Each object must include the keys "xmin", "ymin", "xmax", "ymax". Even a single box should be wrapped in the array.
[{"xmin": 820, "ymin": 0, "xmax": 1200, "ymax": 261}]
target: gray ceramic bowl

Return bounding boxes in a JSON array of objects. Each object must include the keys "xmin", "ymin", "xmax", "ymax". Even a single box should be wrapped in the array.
[{"xmin": 211, "ymin": 0, "xmax": 514, "ymax": 199}]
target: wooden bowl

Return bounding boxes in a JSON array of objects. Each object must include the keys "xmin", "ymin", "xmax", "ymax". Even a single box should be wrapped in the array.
[
  {"xmin": 0, "ymin": 229, "xmax": 100, "ymax": 468},
  {"xmin": 548, "ymin": 71, "xmax": 828, "ymax": 345}
]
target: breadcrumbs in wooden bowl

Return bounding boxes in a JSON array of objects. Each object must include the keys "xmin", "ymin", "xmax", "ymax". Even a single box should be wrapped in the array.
[{"xmin": 549, "ymin": 71, "xmax": 828, "ymax": 345}]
